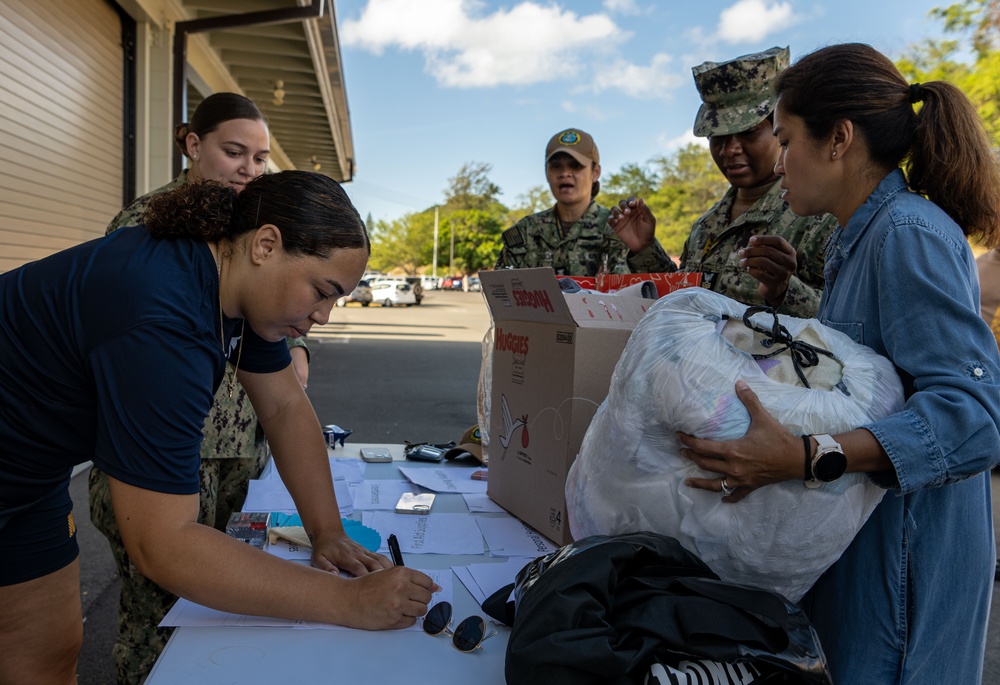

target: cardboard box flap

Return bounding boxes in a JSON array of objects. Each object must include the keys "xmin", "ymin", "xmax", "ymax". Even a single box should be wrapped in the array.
[
  {"xmin": 480, "ymin": 268, "xmax": 577, "ymax": 325},
  {"xmin": 565, "ymin": 292, "xmax": 651, "ymax": 329}
]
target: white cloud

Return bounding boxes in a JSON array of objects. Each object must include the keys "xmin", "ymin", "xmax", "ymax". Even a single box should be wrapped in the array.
[
  {"xmin": 589, "ymin": 53, "xmax": 685, "ymax": 100},
  {"xmin": 560, "ymin": 101, "xmax": 610, "ymax": 121},
  {"xmin": 602, "ymin": 0, "xmax": 643, "ymax": 15},
  {"xmin": 341, "ymin": 0, "xmax": 625, "ymax": 88},
  {"xmin": 716, "ymin": 0, "xmax": 797, "ymax": 43},
  {"xmin": 659, "ymin": 129, "xmax": 707, "ymax": 150}
]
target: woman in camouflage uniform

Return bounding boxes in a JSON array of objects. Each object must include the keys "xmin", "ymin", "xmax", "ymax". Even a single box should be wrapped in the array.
[
  {"xmin": 88, "ymin": 92, "xmax": 309, "ymax": 685},
  {"xmin": 495, "ymin": 128, "xmax": 672, "ymax": 276},
  {"xmin": 610, "ymin": 47, "xmax": 837, "ymax": 319}
]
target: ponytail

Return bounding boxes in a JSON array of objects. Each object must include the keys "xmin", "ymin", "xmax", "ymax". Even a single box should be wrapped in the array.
[
  {"xmin": 144, "ymin": 182, "xmax": 238, "ymax": 242},
  {"xmin": 776, "ymin": 43, "xmax": 1000, "ymax": 246},
  {"xmin": 908, "ymin": 81, "xmax": 1000, "ymax": 246}
]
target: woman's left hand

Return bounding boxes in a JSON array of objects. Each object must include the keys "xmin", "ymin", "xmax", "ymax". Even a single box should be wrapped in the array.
[
  {"xmin": 310, "ymin": 529, "xmax": 392, "ymax": 576},
  {"xmin": 678, "ymin": 381, "xmax": 801, "ymax": 502},
  {"xmin": 738, "ymin": 235, "xmax": 797, "ymax": 308}
]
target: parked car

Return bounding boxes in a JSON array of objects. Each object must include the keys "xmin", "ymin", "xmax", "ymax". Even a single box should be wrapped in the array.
[
  {"xmin": 467, "ymin": 276, "xmax": 481, "ymax": 292},
  {"xmin": 369, "ymin": 280, "xmax": 417, "ymax": 307},
  {"xmin": 336, "ymin": 279, "xmax": 372, "ymax": 307},
  {"xmin": 441, "ymin": 275, "xmax": 464, "ymax": 290},
  {"xmin": 404, "ymin": 276, "xmax": 425, "ymax": 304},
  {"xmin": 420, "ymin": 275, "xmax": 441, "ymax": 291}
]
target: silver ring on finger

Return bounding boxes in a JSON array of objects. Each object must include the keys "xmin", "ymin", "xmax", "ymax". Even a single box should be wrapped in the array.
[{"xmin": 720, "ymin": 478, "xmax": 735, "ymax": 497}]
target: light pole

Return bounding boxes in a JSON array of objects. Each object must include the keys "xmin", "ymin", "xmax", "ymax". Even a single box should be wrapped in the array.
[{"xmin": 432, "ymin": 206, "xmax": 439, "ymax": 279}]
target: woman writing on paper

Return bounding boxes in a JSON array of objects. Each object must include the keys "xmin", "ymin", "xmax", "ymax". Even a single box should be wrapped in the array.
[{"xmin": 0, "ymin": 171, "xmax": 439, "ymax": 683}]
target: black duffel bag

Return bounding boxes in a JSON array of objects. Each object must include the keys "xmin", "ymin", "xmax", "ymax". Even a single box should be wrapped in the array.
[{"xmin": 485, "ymin": 532, "xmax": 832, "ymax": 685}]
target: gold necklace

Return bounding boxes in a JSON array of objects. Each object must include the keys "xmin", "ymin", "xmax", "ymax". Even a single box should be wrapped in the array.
[{"xmin": 213, "ymin": 243, "xmax": 244, "ymax": 399}]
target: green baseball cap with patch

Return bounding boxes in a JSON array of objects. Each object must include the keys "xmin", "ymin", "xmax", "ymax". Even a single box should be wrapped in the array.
[{"xmin": 691, "ymin": 46, "xmax": 790, "ymax": 138}]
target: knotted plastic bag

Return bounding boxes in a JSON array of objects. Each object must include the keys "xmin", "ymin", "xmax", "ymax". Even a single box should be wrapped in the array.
[{"xmin": 566, "ymin": 288, "xmax": 903, "ymax": 601}]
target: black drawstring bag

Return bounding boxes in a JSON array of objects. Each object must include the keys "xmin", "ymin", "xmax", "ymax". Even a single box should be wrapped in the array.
[{"xmin": 485, "ymin": 532, "xmax": 832, "ymax": 685}]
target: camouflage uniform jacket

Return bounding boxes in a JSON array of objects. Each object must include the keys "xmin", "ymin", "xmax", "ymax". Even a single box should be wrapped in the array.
[
  {"xmin": 495, "ymin": 202, "xmax": 674, "ymax": 276},
  {"xmin": 679, "ymin": 181, "xmax": 836, "ymax": 319},
  {"xmin": 107, "ymin": 170, "xmax": 308, "ymax": 460}
]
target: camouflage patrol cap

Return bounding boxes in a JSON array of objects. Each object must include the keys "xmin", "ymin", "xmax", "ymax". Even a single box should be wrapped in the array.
[
  {"xmin": 692, "ymin": 46, "xmax": 790, "ymax": 138},
  {"xmin": 545, "ymin": 128, "xmax": 599, "ymax": 166}
]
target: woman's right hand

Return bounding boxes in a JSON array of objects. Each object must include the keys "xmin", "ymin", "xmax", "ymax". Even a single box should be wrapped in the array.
[{"xmin": 337, "ymin": 566, "xmax": 441, "ymax": 630}]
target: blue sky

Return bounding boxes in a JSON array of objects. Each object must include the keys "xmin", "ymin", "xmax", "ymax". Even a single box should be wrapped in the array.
[{"xmin": 333, "ymin": 0, "xmax": 949, "ymax": 224}]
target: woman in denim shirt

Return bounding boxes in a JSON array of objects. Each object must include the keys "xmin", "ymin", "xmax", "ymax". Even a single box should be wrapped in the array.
[{"xmin": 678, "ymin": 43, "xmax": 1000, "ymax": 683}]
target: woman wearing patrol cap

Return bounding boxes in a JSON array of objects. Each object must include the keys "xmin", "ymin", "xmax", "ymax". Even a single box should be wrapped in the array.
[
  {"xmin": 495, "ymin": 128, "xmax": 671, "ymax": 276},
  {"xmin": 610, "ymin": 46, "xmax": 837, "ymax": 318}
]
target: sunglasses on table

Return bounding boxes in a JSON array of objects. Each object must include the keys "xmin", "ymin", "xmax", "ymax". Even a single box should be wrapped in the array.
[{"xmin": 422, "ymin": 601, "xmax": 499, "ymax": 653}]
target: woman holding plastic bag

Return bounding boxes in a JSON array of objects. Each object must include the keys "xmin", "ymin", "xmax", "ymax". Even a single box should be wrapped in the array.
[{"xmin": 678, "ymin": 43, "xmax": 1000, "ymax": 683}]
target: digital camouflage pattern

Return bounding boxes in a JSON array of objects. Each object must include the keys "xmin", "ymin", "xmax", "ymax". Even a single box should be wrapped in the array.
[
  {"xmin": 495, "ymin": 202, "xmax": 675, "ymax": 276},
  {"xmin": 692, "ymin": 46, "xmax": 790, "ymax": 138},
  {"xmin": 87, "ymin": 446, "xmax": 268, "ymax": 684},
  {"xmin": 679, "ymin": 181, "xmax": 836, "ymax": 319},
  {"xmin": 88, "ymin": 170, "xmax": 304, "ymax": 684}
]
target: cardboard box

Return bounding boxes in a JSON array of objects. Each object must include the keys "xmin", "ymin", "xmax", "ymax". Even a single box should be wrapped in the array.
[{"xmin": 479, "ymin": 268, "xmax": 654, "ymax": 544}]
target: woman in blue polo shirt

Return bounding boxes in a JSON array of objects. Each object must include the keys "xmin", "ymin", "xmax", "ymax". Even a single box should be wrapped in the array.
[{"xmin": 0, "ymin": 171, "xmax": 439, "ymax": 683}]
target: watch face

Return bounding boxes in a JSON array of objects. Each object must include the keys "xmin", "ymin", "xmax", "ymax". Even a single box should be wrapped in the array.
[{"xmin": 814, "ymin": 450, "xmax": 848, "ymax": 482}]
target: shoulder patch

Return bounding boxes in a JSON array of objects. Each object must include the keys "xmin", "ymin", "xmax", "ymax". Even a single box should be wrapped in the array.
[{"xmin": 502, "ymin": 226, "xmax": 526, "ymax": 249}]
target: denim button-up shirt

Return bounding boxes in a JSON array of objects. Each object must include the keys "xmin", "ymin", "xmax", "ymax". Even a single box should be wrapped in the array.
[
  {"xmin": 820, "ymin": 168, "xmax": 1000, "ymax": 488},
  {"xmin": 806, "ymin": 169, "xmax": 1000, "ymax": 683}
]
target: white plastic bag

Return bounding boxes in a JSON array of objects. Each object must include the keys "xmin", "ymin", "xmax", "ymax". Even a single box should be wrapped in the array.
[
  {"xmin": 477, "ymin": 323, "xmax": 494, "ymax": 464},
  {"xmin": 566, "ymin": 288, "xmax": 903, "ymax": 601}
]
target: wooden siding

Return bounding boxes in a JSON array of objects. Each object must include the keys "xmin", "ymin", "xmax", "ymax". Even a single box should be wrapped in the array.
[{"xmin": 0, "ymin": 0, "xmax": 123, "ymax": 273}]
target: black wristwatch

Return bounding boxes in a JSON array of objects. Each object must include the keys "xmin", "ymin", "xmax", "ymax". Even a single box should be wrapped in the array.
[{"xmin": 805, "ymin": 434, "xmax": 847, "ymax": 488}]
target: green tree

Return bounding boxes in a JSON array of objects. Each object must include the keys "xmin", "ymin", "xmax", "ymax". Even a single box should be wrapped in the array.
[
  {"xmin": 601, "ymin": 162, "xmax": 662, "ymax": 205},
  {"xmin": 507, "ymin": 184, "xmax": 553, "ymax": 220},
  {"xmin": 438, "ymin": 162, "xmax": 508, "ymax": 273},
  {"xmin": 444, "ymin": 209, "xmax": 505, "ymax": 274},
  {"xmin": 444, "ymin": 162, "xmax": 502, "ymax": 212},
  {"xmin": 367, "ymin": 209, "xmax": 437, "ymax": 274},
  {"xmin": 644, "ymin": 144, "xmax": 728, "ymax": 256},
  {"xmin": 897, "ymin": 0, "xmax": 1000, "ymax": 144}
]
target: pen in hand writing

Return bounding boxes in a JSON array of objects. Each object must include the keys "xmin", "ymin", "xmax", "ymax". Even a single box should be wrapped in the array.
[{"xmin": 388, "ymin": 533, "xmax": 404, "ymax": 567}]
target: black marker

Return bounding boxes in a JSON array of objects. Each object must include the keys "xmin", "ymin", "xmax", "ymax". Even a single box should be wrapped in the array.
[{"xmin": 388, "ymin": 534, "xmax": 404, "ymax": 567}]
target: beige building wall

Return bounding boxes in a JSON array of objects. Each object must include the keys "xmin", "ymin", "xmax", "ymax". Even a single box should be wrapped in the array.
[{"xmin": 0, "ymin": 0, "xmax": 124, "ymax": 272}]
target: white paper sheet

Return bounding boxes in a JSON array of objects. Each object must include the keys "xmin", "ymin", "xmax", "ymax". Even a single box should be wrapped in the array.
[
  {"xmin": 462, "ymin": 493, "xmax": 505, "ymax": 513},
  {"xmin": 398, "ymin": 466, "xmax": 488, "ymax": 494},
  {"xmin": 453, "ymin": 557, "xmax": 535, "ymax": 605},
  {"xmin": 328, "ymin": 458, "xmax": 368, "ymax": 485},
  {"xmin": 350, "ymin": 480, "xmax": 427, "ymax": 511},
  {"xmin": 363, "ymin": 512, "xmax": 485, "ymax": 555},
  {"xmin": 159, "ymin": 569, "xmax": 453, "ymax": 631},
  {"xmin": 243, "ymin": 478, "xmax": 353, "ymax": 516},
  {"xmin": 257, "ymin": 456, "xmax": 367, "ymax": 486},
  {"xmin": 475, "ymin": 517, "xmax": 557, "ymax": 557}
]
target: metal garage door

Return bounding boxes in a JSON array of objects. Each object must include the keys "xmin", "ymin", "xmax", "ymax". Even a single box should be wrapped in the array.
[{"xmin": 0, "ymin": 0, "xmax": 123, "ymax": 273}]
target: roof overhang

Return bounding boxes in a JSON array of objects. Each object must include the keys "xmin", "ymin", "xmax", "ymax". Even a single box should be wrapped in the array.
[{"xmin": 156, "ymin": 0, "xmax": 354, "ymax": 181}]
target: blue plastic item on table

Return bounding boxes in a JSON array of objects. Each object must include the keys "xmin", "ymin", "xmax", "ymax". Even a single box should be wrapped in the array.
[{"xmin": 269, "ymin": 513, "xmax": 381, "ymax": 552}]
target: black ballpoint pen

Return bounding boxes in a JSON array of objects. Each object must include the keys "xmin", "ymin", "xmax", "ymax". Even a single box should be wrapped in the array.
[{"xmin": 388, "ymin": 533, "xmax": 404, "ymax": 566}]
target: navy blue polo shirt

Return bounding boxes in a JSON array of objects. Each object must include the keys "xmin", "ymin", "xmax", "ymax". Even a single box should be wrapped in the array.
[{"xmin": 0, "ymin": 226, "xmax": 290, "ymax": 514}]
